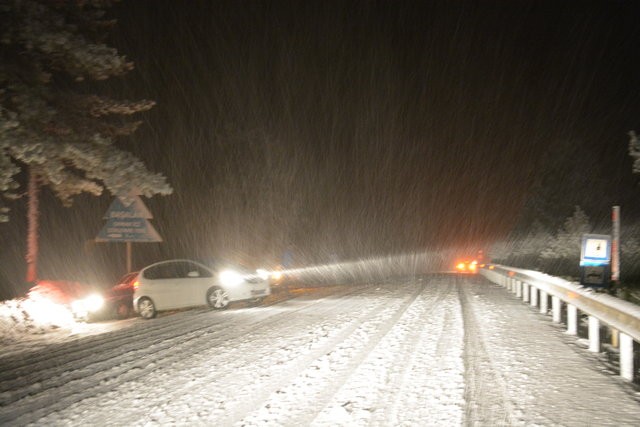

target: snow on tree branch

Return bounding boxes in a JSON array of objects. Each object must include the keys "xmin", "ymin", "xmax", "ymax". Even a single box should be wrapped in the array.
[{"xmin": 0, "ymin": 0, "xmax": 172, "ymax": 222}]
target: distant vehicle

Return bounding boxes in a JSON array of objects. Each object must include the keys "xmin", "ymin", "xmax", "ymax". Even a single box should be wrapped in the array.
[
  {"xmin": 28, "ymin": 280, "xmax": 104, "ymax": 321},
  {"xmin": 455, "ymin": 260, "xmax": 479, "ymax": 274},
  {"xmin": 132, "ymin": 259, "xmax": 271, "ymax": 319},
  {"xmin": 257, "ymin": 265, "xmax": 287, "ymax": 289}
]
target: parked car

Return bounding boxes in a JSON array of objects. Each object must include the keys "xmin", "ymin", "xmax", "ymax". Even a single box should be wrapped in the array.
[
  {"xmin": 27, "ymin": 279, "xmax": 105, "ymax": 321},
  {"xmin": 132, "ymin": 259, "xmax": 271, "ymax": 319},
  {"xmin": 99, "ymin": 272, "xmax": 138, "ymax": 320}
]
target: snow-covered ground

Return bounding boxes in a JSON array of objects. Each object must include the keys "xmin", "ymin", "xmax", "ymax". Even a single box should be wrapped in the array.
[{"xmin": 0, "ymin": 275, "xmax": 639, "ymax": 426}]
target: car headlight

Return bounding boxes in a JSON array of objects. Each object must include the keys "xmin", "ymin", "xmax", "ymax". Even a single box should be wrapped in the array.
[
  {"xmin": 219, "ymin": 270, "xmax": 244, "ymax": 287},
  {"xmin": 256, "ymin": 269, "xmax": 270, "ymax": 280},
  {"xmin": 71, "ymin": 293, "xmax": 104, "ymax": 314}
]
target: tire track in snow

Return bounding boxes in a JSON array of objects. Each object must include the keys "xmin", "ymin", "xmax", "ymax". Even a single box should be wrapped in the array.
[
  {"xmin": 381, "ymin": 283, "xmax": 465, "ymax": 426},
  {"xmin": 78, "ymin": 285, "xmax": 388, "ymax": 426},
  {"xmin": 0, "ymin": 285, "xmax": 360, "ymax": 394},
  {"xmin": 309, "ymin": 278, "xmax": 459, "ymax": 426},
  {"xmin": 94, "ymin": 284, "xmax": 422, "ymax": 426},
  {"xmin": 459, "ymin": 278, "xmax": 515, "ymax": 426},
  {"xmin": 230, "ymin": 279, "xmax": 432, "ymax": 426},
  {"xmin": 0, "ymin": 286, "xmax": 368, "ymax": 425},
  {"xmin": 0, "ymin": 285, "xmax": 326, "ymax": 378},
  {"xmin": 0, "ymin": 310, "xmax": 238, "ymax": 407},
  {"xmin": 0, "ymin": 306, "xmax": 234, "ymax": 383}
]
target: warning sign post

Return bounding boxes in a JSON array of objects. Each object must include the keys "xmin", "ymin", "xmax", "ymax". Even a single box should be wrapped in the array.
[
  {"xmin": 95, "ymin": 196, "xmax": 162, "ymax": 272},
  {"xmin": 579, "ymin": 234, "xmax": 611, "ymax": 289}
]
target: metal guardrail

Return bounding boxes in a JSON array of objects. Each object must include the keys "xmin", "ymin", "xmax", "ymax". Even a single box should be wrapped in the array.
[{"xmin": 481, "ymin": 265, "xmax": 640, "ymax": 382}]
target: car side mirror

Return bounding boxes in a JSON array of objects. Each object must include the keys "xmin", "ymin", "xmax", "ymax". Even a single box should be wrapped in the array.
[{"xmin": 187, "ymin": 271, "xmax": 200, "ymax": 278}]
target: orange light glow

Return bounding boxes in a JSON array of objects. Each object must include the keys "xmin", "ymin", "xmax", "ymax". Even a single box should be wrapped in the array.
[
  {"xmin": 133, "ymin": 281, "xmax": 139, "ymax": 290},
  {"xmin": 455, "ymin": 260, "xmax": 479, "ymax": 274}
]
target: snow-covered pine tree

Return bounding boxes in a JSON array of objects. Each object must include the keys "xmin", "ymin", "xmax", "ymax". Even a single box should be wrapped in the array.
[
  {"xmin": 0, "ymin": 0, "xmax": 172, "ymax": 281},
  {"xmin": 509, "ymin": 220, "xmax": 554, "ymax": 267},
  {"xmin": 541, "ymin": 205, "xmax": 591, "ymax": 261}
]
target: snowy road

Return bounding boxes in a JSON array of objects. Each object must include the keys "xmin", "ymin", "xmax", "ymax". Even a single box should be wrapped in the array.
[{"xmin": 0, "ymin": 275, "xmax": 639, "ymax": 426}]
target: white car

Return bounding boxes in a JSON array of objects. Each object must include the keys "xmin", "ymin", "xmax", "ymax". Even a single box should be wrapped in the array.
[{"xmin": 132, "ymin": 259, "xmax": 271, "ymax": 319}]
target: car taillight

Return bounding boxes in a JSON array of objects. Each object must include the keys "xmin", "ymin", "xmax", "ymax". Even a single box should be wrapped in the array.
[{"xmin": 133, "ymin": 281, "xmax": 139, "ymax": 290}]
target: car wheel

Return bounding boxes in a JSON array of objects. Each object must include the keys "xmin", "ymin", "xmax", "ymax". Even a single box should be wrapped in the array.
[
  {"xmin": 138, "ymin": 297, "xmax": 157, "ymax": 319},
  {"xmin": 249, "ymin": 297, "xmax": 265, "ymax": 306},
  {"xmin": 116, "ymin": 302, "xmax": 131, "ymax": 319},
  {"xmin": 207, "ymin": 287, "xmax": 229, "ymax": 310}
]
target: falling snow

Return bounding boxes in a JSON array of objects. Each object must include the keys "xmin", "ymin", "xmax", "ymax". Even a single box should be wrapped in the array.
[{"xmin": 1, "ymin": 2, "xmax": 640, "ymax": 424}]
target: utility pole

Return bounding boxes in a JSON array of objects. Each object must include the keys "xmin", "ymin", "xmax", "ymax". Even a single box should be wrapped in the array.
[{"xmin": 612, "ymin": 205, "xmax": 620, "ymax": 287}]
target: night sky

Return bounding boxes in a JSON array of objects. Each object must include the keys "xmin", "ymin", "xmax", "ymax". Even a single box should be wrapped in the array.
[{"xmin": 2, "ymin": 0, "xmax": 640, "ymax": 293}]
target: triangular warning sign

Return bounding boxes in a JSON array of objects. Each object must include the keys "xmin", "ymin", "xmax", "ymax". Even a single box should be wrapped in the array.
[{"xmin": 103, "ymin": 196, "xmax": 153, "ymax": 219}]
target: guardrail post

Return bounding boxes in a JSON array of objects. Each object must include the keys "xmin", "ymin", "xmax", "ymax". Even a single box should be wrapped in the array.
[
  {"xmin": 516, "ymin": 280, "xmax": 522, "ymax": 298},
  {"xmin": 523, "ymin": 282, "xmax": 530, "ymax": 303},
  {"xmin": 530, "ymin": 286, "xmax": 538, "ymax": 307},
  {"xmin": 540, "ymin": 291, "xmax": 548, "ymax": 314},
  {"xmin": 620, "ymin": 333, "xmax": 634, "ymax": 381},
  {"xmin": 552, "ymin": 296, "xmax": 561, "ymax": 322},
  {"xmin": 588, "ymin": 316, "xmax": 600, "ymax": 352},
  {"xmin": 567, "ymin": 304, "xmax": 578, "ymax": 335},
  {"xmin": 610, "ymin": 327, "xmax": 619, "ymax": 348}
]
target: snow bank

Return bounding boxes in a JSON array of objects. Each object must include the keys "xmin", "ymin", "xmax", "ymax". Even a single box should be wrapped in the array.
[{"xmin": 0, "ymin": 296, "xmax": 76, "ymax": 339}]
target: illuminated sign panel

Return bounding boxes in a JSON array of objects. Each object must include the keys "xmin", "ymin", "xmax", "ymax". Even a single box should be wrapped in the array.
[{"xmin": 580, "ymin": 234, "xmax": 611, "ymax": 266}]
